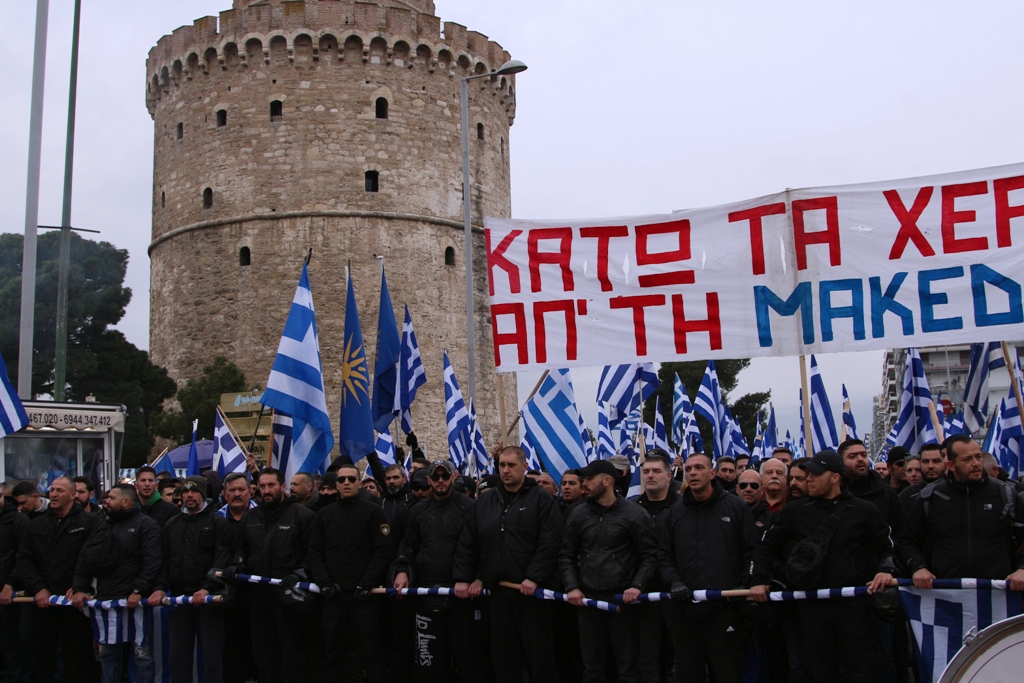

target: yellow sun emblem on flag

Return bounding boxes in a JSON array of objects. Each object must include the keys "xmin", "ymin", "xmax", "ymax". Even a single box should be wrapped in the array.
[{"xmin": 341, "ymin": 336, "xmax": 369, "ymax": 407}]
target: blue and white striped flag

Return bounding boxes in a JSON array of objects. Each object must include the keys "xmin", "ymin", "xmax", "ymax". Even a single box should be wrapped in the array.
[
  {"xmin": 0, "ymin": 353, "xmax": 28, "ymax": 438},
  {"xmin": 261, "ymin": 263, "xmax": 335, "ymax": 479},
  {"xmin": 752, "ymin": 415, "xmax": 764, "ymax": 463},
  {"xmin": 962, "ymin": 342, "xmax": 1005, "ymax": 434},
  {"xmin": 596, "ymin": 402, "xmax": 616, "ymax": 460},
  {"xmin": 899, "ymin": 580, "xmax": 1023, "ymax": 683},
  {"xmin": 724, "ymin": 409, "xmax": 750, "ymax": 457},
  {"xmin": 651, "ymin": 396, "xmax": 671, "ymax": 453},
  {"xmin": 375, "ymin": 429, "xmax": 396, "ymax": 467},
  {"xmin": 578, "ymin": 407, "xmax": 595, "ymax": 463},
  {"xmin": 841, "ymin": 384, "xmax": 859, "ymax": 442},
  {"xmin": 618, "ymin": 422, "xmax": 637, "ymax": 464},
  {"xmin": 890, "ymin": 348, "xmax": 938, "ymax": 454},
  {"xmin": 520, "ymin": 439, "xmax": 541, "ymax": 471},
  {"xmin": 981, "ymin": 399, "xmax": 1004, "ymax": 454},
  {"xmin": 797, "ymin": 390, "xmax": 807, "ymax": 458},
  {"xmin": 596, "ymin": 363, "xmax": 659, "ymax": 429},
  {"xmin": 469, "ymin": 400, "xmax": 490, "ymax": 477},
  {"xmin": 214, "ymin": 408, "xmax": 247, "ymax": 476},
  {"xmin": 694, "ymin": 360, "xmax": 727, "ymax": 458},
  {"xmin": 672, "ymin": 375, "xmax": 688, "ymax": 448},
  {"xmin": 763, "ymin": 404, "xmax": 778, "ymax": 456},
  {"xmin": 443, "ymin": 351, "xmax": 472, "ymax": 470},
  {"xmin": 996, "ymin": 385, "xmax": 1022, "ymax": 479},
  {"xmin": 809, "ymin": 355, "xmax": 839, "ymax": 452},
  {"xmin": 944, "ymin": 410, "xmax": 970, "ymax": 437},
  {"xmin": 522, "ymin": 368, "xmax": 589, "ymax": 484},
  {"xmin": 89, "ymin": 605, "xmax": 149, "ymax": 646},
  {"xmin": 399, "ymin": 305, "xmax": 427, "ymax": 434}
]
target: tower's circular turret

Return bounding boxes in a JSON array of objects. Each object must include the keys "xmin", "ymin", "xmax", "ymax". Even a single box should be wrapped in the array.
[{"xmin": 146, "ymin": 0, "xmax": 519, "ymax": 457}]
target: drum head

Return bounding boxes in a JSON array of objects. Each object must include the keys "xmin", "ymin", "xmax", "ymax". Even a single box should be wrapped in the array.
[{"xmin": 939, "ymin": 614, "xmax": 1024, "ymax": 683}]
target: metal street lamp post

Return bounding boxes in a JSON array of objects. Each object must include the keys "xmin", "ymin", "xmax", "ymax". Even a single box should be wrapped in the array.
[{"xmin": 460, "ymin": 59, "xmax": 527, "ymax": 408}]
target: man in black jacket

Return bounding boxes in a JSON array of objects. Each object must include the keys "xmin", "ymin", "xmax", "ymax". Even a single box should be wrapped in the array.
[
  {"xmin": 900, "ymin": 435, "xmax": 1024, "ymax": 590},
  {"xmin": 898, "ymin": 444, "xmax": 945, "ymax": 511},
  {"xmin": 560, "ymin": 459, "xmax": 656, "ymax": 683},
  {"xmin": 230, "ymin": 468, "xmax": 315, "ymax": 683},
  {"xmin": 393, "ymin": 459, "xmax": 482, "ymax": 683},
  {"xmin": 0, "ymin": 492, "xmax": 30, "ymax": 683},
  {"xmin": 136, "ymin": 466, "xmax": 179, "ymax": 528},
  {"xmin": 750, "ymin": 451, "xmax": 895, "ymax": 683},
  {"xmin": 71, "ymin": 483, "xmax": 163, "ymax": 683},
  {"xmin": 631, "ymin": 450, "xmax": 679, "ymax": 683},
  {"xmin": 149, "ymin": 475, "xmax": 232, "ymax": 683},
  {"xmin": 454, "ymin": 446, "xmax": 563, "ymax": 683},
  {"xmin": 217, "ymin": 472, "xmax": 259, "ymax": 683},
  {"xmin": 658, "ymin": 453, "xmax": 755, "ymax": 683},
  {"xmin": 11, "ymin": 476, "xmax": 99, "ymax": 683},
  {"xmin": 307, "ymin": 464, "xmax": 393, "ymax": 683},
  {"xmin": 840, "ymin": 439, "xmax": 902, "ymax": 535}
]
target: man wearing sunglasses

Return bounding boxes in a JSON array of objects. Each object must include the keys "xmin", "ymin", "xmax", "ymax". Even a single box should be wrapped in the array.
[
  {"xmin": 307, "ymin": 465, "xmax": 394, "ymax": 683},
  {"xmin": 737, "ymin": 470, "xmax": 771, "ymax": 530},
  {"xmin": 392, "ymin": 460, "xmax": 483, "ymax": 682}
]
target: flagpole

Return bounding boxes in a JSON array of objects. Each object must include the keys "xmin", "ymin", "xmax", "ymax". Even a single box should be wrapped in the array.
[
  {"xmin": 926, "ymin": 400, "xmax": 945, "ymax": 443},
  {"xmin": 799, "ymin": 355, "xmax": 813, "ymax": 453},
  {"xmin": 504, "ymin": 370, "xmax": 550, "ymax": 442},
  {"xmin": 496, "ymin": 374, "xmax": 508, "ymax": 447}
]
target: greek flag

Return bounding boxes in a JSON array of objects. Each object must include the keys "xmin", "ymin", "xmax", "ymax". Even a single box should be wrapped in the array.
[
  {"xmin": 763, "ymin": 404, "xmax": 778, "ymax": 455},
  {"xmin": 0, "ymin": 353, "xmax": 28, "ymax": 438},
  {"xmin": 597, "ymin": 402, "xmax": 616, "ymax": 459},
  {"xmin": 627, "ymin": 459, "xmax": 643, "ymax": 499},
  {"xmin": 898, "ymin": 579, "xmax": 1023, "ymax": 683},
  {"xmin": 261, "ymin": 263, "xmax": 335, "ymax": 478},
  {"xmin": 522, "ymin": 368, "xmax": 589, "ymax": 484},
  {"xmin": 809, "ymin": 355, "xmax": 839, "ymax": 452},
  {"xmin": 945, "ymin": 410, "xmax": 970, "ymax": 437},
  {"xmin": 89, "ymin": 605, "xmax": 149, "ymax": 646},
  {"xmin": 371, "ymin": 267, "xmax": 401, "ymax": 432},
  {"xmin": 796, "ymin": 390, "xmax": 807, "ymax": 458},
  {"xmin": 694, "ymin": 360, "xmax": 727, "ymax": 458},
  {"xmin": 596, "ymin": 363, "xmax": 659, "ymax": 428},
  {"xmin": 520, "ymin": 439, "xmax": 541, "ymax": 471},
  {"xmin": 890, "ymin": 348, "xmax": 938, "ymax": 454},
  {"xmin": 841, "ymin": 384, "xmax": 859, "ymax": 441},
  {"xmin": 214, "ymin": 408, "xmax": 247, "ymax": 476},
  {"xmin": 374, "ymin": 429, "xmax": 396, "ymax": 467},
  {"xmin": 469, "ymin": 400, "xmax": 490, "ymax": 476},
  {"xmin": 752, "ymin": 415, "xmax": 763, "ymax": 463},
  {"xmin": 399, "ymin": 306, "xmax": 427, "ymax": 434},
  {"xmin": 618, "ymin": 420, "xmax": 637, "ymax": 464},
  {"xmin": 724, "ymin": 409, "xmax": 750, "ymax": 456},
  {"xmin": 578, "ymin": 408, "xmax": 595, "ymax": 463},
  {"xmin": 443, "ymin": 351, "xmax": 472, "ymax": 470},
  {"xmin": 962, "ymin": 342, "xmax": 1005, "ymax": 433},
  {"xmin": 995, "ymin": 386, "xmax": 1022, "ymax": 479},
  {"xmin": 671, "ymin": 376, "xmax": 689, "ymax": 450},
  {"xmin": 651, "ymin": 396, "xmax": 671, "ymax": 453}
]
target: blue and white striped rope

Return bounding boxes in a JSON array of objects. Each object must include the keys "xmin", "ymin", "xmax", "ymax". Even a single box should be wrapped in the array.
[
  {"xmin": 235, "ymin": 572, "xmax": 322, "ymax": 594},
  {"xmin": 42, "ymin": 595, "xmax": 221, "ymax": 608},
  {"xmin": 373, "ymin": 587, "xmax": 492, "ymax": 597}
]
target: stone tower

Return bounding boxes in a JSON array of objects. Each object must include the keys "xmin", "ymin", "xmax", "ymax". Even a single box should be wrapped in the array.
[{"xmin": 145, "ymin": 0, "xmax": 519, "ymax": 459}]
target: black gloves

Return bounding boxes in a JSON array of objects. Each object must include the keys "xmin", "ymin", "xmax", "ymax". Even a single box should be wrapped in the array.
[
  {"xmin": 670, "ymin": 583, "xmax": 691, "ymax": 602},
  {"xmin": 320, "ymin": 583, "xmax": 340, "ymax": 599},
  {"xmin": 355, "ymin": 586, "xmax": 371, "ymax": 601},
  {"xmin": 219, "ymin": 566, "xmax": 240, "ymax": 582}
]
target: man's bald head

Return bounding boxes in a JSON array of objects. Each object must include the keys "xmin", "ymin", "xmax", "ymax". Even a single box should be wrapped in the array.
[{"xmin": 737, "ymin": 469, "xmax": 763, "ymax": 507}]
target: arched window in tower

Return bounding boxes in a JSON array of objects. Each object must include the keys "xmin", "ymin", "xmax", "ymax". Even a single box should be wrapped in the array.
[
  {"xmin": 203, "ymin": 187, "xmax": 213, "ymax": 209},
  {"xmin": 239, "ymin": 247, "xmax": 251, "ymax": 267},
  {"xmin": 176, "ymin": 122, "xmax": 183, "ymax": 139},
  {"xmin": 217, "ymin": 109, "xmax": 227, "ymax": 127},
  {"xmin": 445, "ymin": 247, "xmax": 455, "ymax": 266},
  {"xmin": 270, "ymin": 100, "xmax": 283, "ymax": 122},
  {"xmin": 365, "ymin": 171, "xmax": 379, "ymax": 193},
  {"xmin": 477, "ymin": 123, "xmax": 484, "ymax": 140},
  {"xmin": 375, "ymin": 98, "xmax": 389, "ymax": 119}
]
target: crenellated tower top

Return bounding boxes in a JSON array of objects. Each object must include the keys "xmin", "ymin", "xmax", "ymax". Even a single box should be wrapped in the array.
[{"xmin": 147, "ymin": 0, "xmax": 512, "ymax": 118}]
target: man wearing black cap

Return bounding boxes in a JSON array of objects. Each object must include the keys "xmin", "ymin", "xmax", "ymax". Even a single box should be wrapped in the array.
[
  {"xmin": 560, "ymin": 459, "xmax": 657, "ymax": 682},
  {"xmin": 658, "ymin": 452, "xmax": 755, "ymax": 682},
  {"xmin": 453, "ymin": 445, "xmax": 563, "ymax": 683},
  {"xmin": 393, "ymin": 459, "xmax": 483, "ymax": 682},
  {"xmin": 883, "ymin": 447, "xmax": 911, "ymax": 493},
  {"xmin": 149, "ymin": 475, "xmax": 232, "ymax": 683},
  {"xmin": 750, "ymin": 451, "xmax": 896, "ymax": 683},
  {"xmin": 409, "ymin": 468, "xmax": 431, "ymax": 503},
  {"xmin": 307, "ymin": 463, "xmax": 394, "ymax": 683}
]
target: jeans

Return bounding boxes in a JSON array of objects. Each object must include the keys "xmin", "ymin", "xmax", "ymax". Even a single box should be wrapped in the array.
[
  {"xmin": 577, "ymin": 602, "xmax": 639, "ymax": 683},
  {"xmin": 98, "ymin": 641, "xmax": 153, "ymax": 683}
]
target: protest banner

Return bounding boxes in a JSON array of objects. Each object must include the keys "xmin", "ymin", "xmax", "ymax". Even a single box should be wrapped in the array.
[{"xmin": 486, "ymin": 162, "xmax": 1024, "ymax": 372}]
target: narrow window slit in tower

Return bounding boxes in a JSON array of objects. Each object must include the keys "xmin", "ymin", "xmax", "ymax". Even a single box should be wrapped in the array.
[{"xmin": 365, "ymin": 171, "xmax": 379, "ymax": 192}]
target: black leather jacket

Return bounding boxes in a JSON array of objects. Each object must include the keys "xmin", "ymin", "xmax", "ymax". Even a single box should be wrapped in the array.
[{"xmin": 559, "ymin": 495, "xmax": 657, "ymax": 594}]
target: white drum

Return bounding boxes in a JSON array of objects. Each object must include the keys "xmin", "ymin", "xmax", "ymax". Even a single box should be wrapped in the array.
[{"xmin": 939, "ymin": 614, "xmax": 1024, "ymax": 682}]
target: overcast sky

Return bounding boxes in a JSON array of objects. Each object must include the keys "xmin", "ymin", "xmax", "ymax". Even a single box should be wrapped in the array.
[{"xmin": 3, "ymin": 0, "xmax": 1024, "ymax": 445}]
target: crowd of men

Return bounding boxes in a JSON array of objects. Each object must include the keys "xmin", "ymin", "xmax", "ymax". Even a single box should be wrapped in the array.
[{"xmin": 0, "ymin": 433, "xmax": 1022, "ymax": 683}]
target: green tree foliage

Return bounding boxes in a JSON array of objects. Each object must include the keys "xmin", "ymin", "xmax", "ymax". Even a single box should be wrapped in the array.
[
  {"xmin": 151, "ymin": 356, "xmax": 249, "ymax": 444},
  {"xmin": 645, "ymin": 360, "xmax": 770, "ymax": 453},
  {"xmin": 0, "ymin": 232, "xmax": 176, "ymax": 466}
]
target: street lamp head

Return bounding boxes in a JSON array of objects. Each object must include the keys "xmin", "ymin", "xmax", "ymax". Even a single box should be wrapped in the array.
[{"xmin": 495, "ymin": 60, "xmax": 528, "ymax": 76}]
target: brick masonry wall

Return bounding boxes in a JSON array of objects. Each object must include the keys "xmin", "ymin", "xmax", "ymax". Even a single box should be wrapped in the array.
[{"xmin": 147, "ymin": 0, "xmax": 519, "ymax": 460}]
